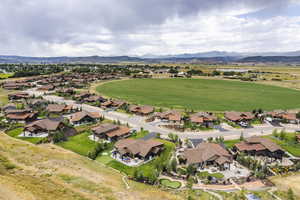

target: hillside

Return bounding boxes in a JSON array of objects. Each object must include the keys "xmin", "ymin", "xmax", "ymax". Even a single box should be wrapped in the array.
[{"xmin": 0, "ymin": 133, "xmax": 183, "ymax": 200}]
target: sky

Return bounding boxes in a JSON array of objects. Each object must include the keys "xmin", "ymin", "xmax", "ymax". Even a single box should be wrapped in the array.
[{"xmin": 1, "ymin": 0, "xmax": 300, "ymax": 57}]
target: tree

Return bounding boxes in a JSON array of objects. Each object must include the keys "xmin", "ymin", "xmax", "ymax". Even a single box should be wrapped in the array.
[
  {"xmin": 240, "ymin": 132, "xmax": 244, "ymax": 141},
  {"xmin": 186, "ymin": 164, "xmax": 196, "ymax": 176},
  {"xmin": 296, "ymin": 112, "xmax": 300, "ymax": 119},
  {"xmin": 171, "ymin": 158, "xmax": 177, "ymax": 172},
  {"xmin": 287, "ymin": 188, "xmax": 295, "ymax": 200}
]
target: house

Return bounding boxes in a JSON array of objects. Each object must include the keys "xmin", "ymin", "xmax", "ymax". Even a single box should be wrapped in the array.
[
  {"xmin": 37, "ymin": 84, "xmax": 55, "ymax": 91},
  {"xmin": 8, "ymin": 92, "xmax": 30, "ymax": 100},
  {"xmin": 114, "ymin": 138, "xmax": 164, "ymax": 160},
  {"xmin": 233, "ymin": 136, "xmax": 285, "ymax": 159},
  {"xmin": 56, "ymin": 88, "xmax": 75, "ymax": 95},
  {"xmin": 83, "ymin": 95, "xmax": 106, "ymax": 103},
  {"xmin": 129, "ymin": 105, "xmax": 154, "ymax": 115},
  {"xmin": 154, "ymin": 110, "xmax": 182, "ymax": 123},
  {"xmin": 27, "ymin": 99, "xmax": 48, "ymax": 108},
  {"xmin": 46, "ymin": 104, "xmax": 74, "ymax": 113},
  {"xmin": 266, "ymin": 111, "xmax": 298, "ymax": 124},
  {"xmin": 5, "ymin": 109, "xmax": 37, "ymax": 123},
  {"xmin": 74, "ymin": 92, "xmax": 91, "ymax": 100},
  {"xmin": 225, "ymin": 111, "xmax": 254, "ymax": 127},
  {"xmin": 91, "ymin": 123, "xmax": 131, "ymax": 141},
  {"xmin": 182, "ymin": 143, "xmax": 232, "ymax": 170},
  {"xmin": 24, "ymin": 118, "xmax": 65, "ymax": 137},
  {"xmin": 190, "ymin": 112, "xmax": 217, "ymax": 127},
  {"xmin": 2, "ymin": 103, "xmax": 16, "ymax": 112},
  {"xmin": 101, "ymin": 100, "xmax": 126, "ymax": 109},
  {"xmin": 70, "ymin": 111, "xmax": 101, "ymax": 125}
]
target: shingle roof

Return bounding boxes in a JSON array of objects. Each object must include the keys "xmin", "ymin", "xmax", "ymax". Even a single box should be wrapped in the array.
[
  {"xmin": 70, "ymin": 111, "xmax": 101, "ymax": 122},
  {"xmin": 115, "ymin": 138, "xmax": 163, "ymax": 158},
  {"xmin": 25, "ymin": 118, "xmax": 62, "ymax": 131},
  {"xmin": 183, "ymin": 143, "xmax": 232, "ymax": 165}
]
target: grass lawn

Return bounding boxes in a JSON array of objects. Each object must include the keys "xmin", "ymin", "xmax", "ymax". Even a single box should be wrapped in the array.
[
  {"xmin": 96, "ymin": 78, "xmax": 300, "ymax": 111},
  {"xmin": 0, "ymin": 73, "xmax": 13, "ymax": 79},
  {"xmin": 265, "ymin": 133, "xmax": 300, "ymax": 157},
  {"xmin": 0, "ymin": 88, "xmax": 12, "ymax": 106},
  {"xmin": 57, "ymin": 132, "xmax": 98, "ymax": 156},
  {"xmin": 197, "ymin": 171, "xmax": 224, "ymax": 179},
  {"xmin": 159, "ymin": 178, "xmax": 181, "ymax": 189},
  {"xmin": 223, "ymin": 139, "xmax": 241, "ymax": 148}
]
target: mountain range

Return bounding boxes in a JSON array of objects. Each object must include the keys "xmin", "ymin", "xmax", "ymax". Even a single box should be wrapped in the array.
[{"xmin": 0, "ymin": 51, "xmax": 300, "ymax": 64}]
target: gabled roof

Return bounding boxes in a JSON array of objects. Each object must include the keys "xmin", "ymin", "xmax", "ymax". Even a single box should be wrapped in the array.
[
  {"xmin": 129, "ymin": 105, "xmax": 154, "ymax": 114},
  {"xmin": 183, "ymin": 143, "xmax": 232, "ymax": 165},
  {"xmin": 70, "ymin": 111, "xmax": 101, "ymax": 122},
  {"xmin": 25, "ymin": 118, "xmax": 63, "ymax": 131},
  {"xmin": 46, "ymin": 104, "xmax": 68, "ymax": 112},
  {"xmin": 225, "ymin": 112, "xmax": 254, "ymax": 121},
  {"xmin": 235, "ymin": 136, "xmax": 283, "ymax": 152},
  {"xmin": 115, "ymin": 138, "xmax": 163, "ymax": 158},
  {"xmin": 190, "ymin": 112, "xmax": 217, "ymax": 123}
]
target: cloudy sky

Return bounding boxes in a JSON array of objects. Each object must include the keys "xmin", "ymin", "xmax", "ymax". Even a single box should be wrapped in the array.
[{"xmin": 1, "ymin": 0, "xmax": 300, "ymax": 56}]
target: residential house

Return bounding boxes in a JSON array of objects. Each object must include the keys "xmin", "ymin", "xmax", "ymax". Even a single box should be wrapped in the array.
[
  {"xmin": 37, "ymin": 84, "xmax": 55, "ymax": 91},
  {"xmin": 114, "ymin": 138, "xmax": 164, "ymax": 160},
  {"xmin": 182, "ymin": 143, "xmax": 232, "ymax": 170},
  {"xmin": 5, "ymin": 109, "xmax": 37, "ymax": 123},
  {"xmin": 83, "ymin": 95, "xmax": 106, "ymax": 103},
  {"xmin": 27, "ymin": 99, "xmax": 48, "ymax": 109},
  {"xmin": 70, "ymin": 111, "xmax": 101, "ymax": 125},
  {"xmin": 129, "ymin": 105, "xmax": 154, "ymax": 116},
  {"xmin": 225, "ymin": 111, "xmax": 255, "ymax": 127},
  {"xmin": 101, "ymin": 100, "xmax": 126, "ymax": 109},
  {"xmin": 154, "ymin": 110, "xmax": 182, "ymax": 123},
  {"xmin": 46, "ymin": 104, "xmax": 74, "ymax": 114},
  {"xmin": 8, "ymin": 92, "xmax": 30, "ymax": 100},
  {"xmin": 190, "ymin": 112, "xmax": 217, "ymax": 127},
  {"xmin": 56, "ymin": 88, "xmax": 75, "ymax": 95},
  {"xmin": 74, "ymin": 92, "xmax": 91, "ymax": 101},
  {"xmin": 266, "ymin": 111, "xmax": 298, "ymax": 124},
  {"xmin": 233, "ymin": 136, "xmax": 285, "ymax": 159},
  {"xmin": 24, "ymin": 118, "xmax": 65, "ymax": 137},
  {"xmin": 92, "ymin": 123, "xmax": 131, "ymax": 141}
]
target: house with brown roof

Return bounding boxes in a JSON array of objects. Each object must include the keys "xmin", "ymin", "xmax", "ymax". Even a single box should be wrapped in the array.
[
  {"xmin": 114, "ymin": 138, "xmax": 164, "ymax": 160},
  {"xmin": 83, "ymin": 95, "xmax": 106, "ymax": 103},
  {"xmin": 74, "ymin": 92, "xmax": 91, "ymax": 101},
  {"xmin": 46, "ymin": 104, "xmax": 74, "ymax": 113},
  {"xmin": 92, "ymin": 123, "xmax": 131, "ymax": 141},
  {"xmin": 225, "ymin": 111, "xmax": 255, "ymax": 127},
  {"xmin": 101, "ymin": 100, "xmax": 126, "ymax": 109},
  {"xmin": 129, "ymin": 105, "xmax": 154, "ymax": 116},
  {"xmin": 233, "ymin": 136, "xmax": 285, "ymax": 159},
  {"xmin": 37, "ymin": 84, "xmax": 55, "ymax": 91},
  {"xmin": 182, "ymin": 143, "xmax": 232, "ymax": 170},
  {"xmin": 69, "ymin": 111, "xmax": 101, "ymax": 125},
  {"xmin": 154, "ymin": 110, "xmax": 182, "ymax": 123},
  {"xmin": 23, "ymin": 118, "xmax": 77, "ymax": 138},
  {"xmin": 266, "ymin": 111, "xmax": 298, "ymax": 124},
  {"xmin": 56, "ymin": 88, "xmax": 75, "ymax": 95},
  {"xmin": 5, "ymin": 109, "xmax": 37, "ymax": 123},
  {"xmin": 190, "ymin": 112, "xmax": 217, "ymax": 127},
  {"xmin": 8, "ymin": 92, "xmax": 30, "ymax": 100}
]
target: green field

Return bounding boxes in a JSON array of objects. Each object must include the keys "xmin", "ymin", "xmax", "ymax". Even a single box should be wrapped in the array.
[{"xmin": 96, "ymin": 78, "xmax": 300, "ymax": 111}]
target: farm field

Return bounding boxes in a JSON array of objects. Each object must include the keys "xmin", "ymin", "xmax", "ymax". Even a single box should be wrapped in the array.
[{"xmin": 96, "ymin": 78, "xmax": 300, "ymax": 111}]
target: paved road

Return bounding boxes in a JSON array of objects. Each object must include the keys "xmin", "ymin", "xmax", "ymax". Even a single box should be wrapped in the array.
[{"xmin": 27, "ymin": 88, "xmax": 300, "ymax": 140}]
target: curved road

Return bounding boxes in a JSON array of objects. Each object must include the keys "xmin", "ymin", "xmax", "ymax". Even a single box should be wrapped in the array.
[{"xmin": 27, "ymin": 88, "xmax": 300, "ymax": 140}]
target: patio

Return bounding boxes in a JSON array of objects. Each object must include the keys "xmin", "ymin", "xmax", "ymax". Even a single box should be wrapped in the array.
[
  {"xmin": 198, "ymin": 161, "xmax": 250, "ymax": 179},
  {"xmin": 111, "ymin": 152, "xmax": 153, "ymax": 167},
  {"xmin": 19, "ymin": 131, "xmax": 48, "ymax": 138}
]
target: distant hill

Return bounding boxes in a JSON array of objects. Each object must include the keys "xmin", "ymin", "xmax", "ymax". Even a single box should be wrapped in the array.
[
  {"xmin": 239, "ymin": 56, "xmax": 300, "ymax": 63},
  {"xmin": 1, "ymin": 53, "xmax": 300, "ymax": 64}
]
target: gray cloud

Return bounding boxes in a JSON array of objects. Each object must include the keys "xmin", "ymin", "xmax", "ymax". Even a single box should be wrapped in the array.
[{"xmin": 0, "ymin": 0, "xmax": 296, "ymax": 56}]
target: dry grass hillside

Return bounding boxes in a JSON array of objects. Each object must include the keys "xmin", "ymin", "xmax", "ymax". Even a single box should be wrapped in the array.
[{"xmin": 0, "ymin": 133, "xmax": 184, "ymax": 200}]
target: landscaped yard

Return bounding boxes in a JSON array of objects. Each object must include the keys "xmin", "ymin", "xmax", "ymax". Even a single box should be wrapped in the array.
[
  {"xmin": 265, "ymin": 133, "xmax": 300, "ymax": 157},
  {"xmin": 159, "ymin": 178, "xmax": 182, "ymax": 189},
  {"xmin": 57, "ymin": 132, "xmax": 98, "ymax": 156},
  {"xmin": 96, "ymin": 78, "xmax": 300, "ymax": 111},
  {"xmin": 223, "ymin": 139, "xmax": 241, "ymax": 148},
  {"xmin": 197, "ymin": 171, "xmax": 224, "ymax": 179}
]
